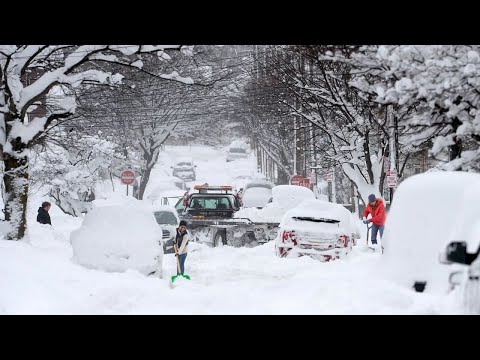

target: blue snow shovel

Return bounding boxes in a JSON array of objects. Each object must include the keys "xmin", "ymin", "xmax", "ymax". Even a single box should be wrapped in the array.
[{"xmin": 170, "ymin": 242, "xmax": 190, "ymax": 284}]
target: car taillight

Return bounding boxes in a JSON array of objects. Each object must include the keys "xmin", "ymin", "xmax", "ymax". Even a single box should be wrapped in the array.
[
  {"xmin": 337, "ymin": 235, "xmax": 348, "ymax": 247},
  {"xmin": 282, "ymin": 230, "xmax": 297, "ymax": 244}
]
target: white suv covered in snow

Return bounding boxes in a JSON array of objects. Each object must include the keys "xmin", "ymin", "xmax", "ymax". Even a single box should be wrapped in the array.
[
  {"xmin": 438, "ymin": 179, "xmax": 480, "ymax": 314},
  {"xmin": 379, "ymin": 171, "xmax": 480, "ymax": 306},
  {"xmin": 275, "ymin": 199, "xmax": 360, "ymax": 262}
]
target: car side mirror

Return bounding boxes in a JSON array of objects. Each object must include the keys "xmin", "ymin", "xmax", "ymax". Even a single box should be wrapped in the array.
[
  {"xmin": 170, "ymin": 166, "xmax": 173, "ymax": 169},
  {"xmin": 445, "ymin": 241, "xmax": 468, "ymax": 264},
  {"xmin": 194, "ymin": 165, "xmax": 197, "ymax": 168},
  {"xmin": 449, "ymin": 270, "xmax": 464, "ymax": 288}
]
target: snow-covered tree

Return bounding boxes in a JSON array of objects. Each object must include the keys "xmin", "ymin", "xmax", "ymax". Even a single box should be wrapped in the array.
[
  {"xmin": 348, "ymin": 45, "xmax": 480, "ymax": 172},
  {"xmin": 30, "ymin": 134, "xmax": 120, "ymax": 216},
  {"xmin": 0, "ymin": 45, "xmax": 192, "ymax": 240}
]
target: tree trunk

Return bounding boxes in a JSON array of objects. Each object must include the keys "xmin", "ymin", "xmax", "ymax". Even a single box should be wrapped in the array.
[
  {"xmin": 137, "ymin": 166, "xmax": 152, "ymax": 201},
  {"xmin": 3, "ymin": 148, "xmax": 29, "ymax": 240}
]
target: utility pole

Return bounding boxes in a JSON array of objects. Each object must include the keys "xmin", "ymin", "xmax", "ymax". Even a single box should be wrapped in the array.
[
  {"xmin": 293, "ymin": 117, "xmax": 297, "ymax": 175},
  {"xmin": 388, "ymin": 104, "xmax": 397, "ymax": 201}
]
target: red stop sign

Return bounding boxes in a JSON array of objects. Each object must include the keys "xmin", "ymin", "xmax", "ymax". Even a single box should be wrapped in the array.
[
  {"xmin": 290, "ymin": 175, "xmax": 303, "ymax": 185},
  {"xmin": 121, "ymin": 170, "xmax": 135, "ymax": 185}
]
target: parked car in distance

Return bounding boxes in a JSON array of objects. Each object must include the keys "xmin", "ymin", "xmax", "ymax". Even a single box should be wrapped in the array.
[
  {"xmin": 275, "ymin": 199, "xmax": 359, "ymax": 262},
  {"xmin": 226, "ymin": 141, "xmax": 249, "ymax": 162},
  {"xmin": 171, "ymin": 158, "xmax": 196, "ymax": 181}
]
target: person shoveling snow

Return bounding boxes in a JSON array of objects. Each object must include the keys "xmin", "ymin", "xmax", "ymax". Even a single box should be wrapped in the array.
[
  {"xmin": 363, "ymin": 194, "xmax": 385, "ymax": 253},
  {"xmin": 170, "ymin": 220, "xmax": 191, "ymax": 286}
]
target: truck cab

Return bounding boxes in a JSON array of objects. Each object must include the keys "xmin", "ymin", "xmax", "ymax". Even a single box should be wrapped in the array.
[{"xmin": 185, "ymin": 185, "xmax": 241, "ymax": 218}]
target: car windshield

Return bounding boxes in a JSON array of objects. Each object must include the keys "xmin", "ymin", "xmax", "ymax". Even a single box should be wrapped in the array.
[
  {"xmin": 229, "ymin": 148, "xmax": 246, "ymax": 154},
  {"xmin": 292, "ymin": 216, "xmax": 340, "ymax": 224},
  {"xmin": 189, "ymin": 197, "xmax": 232, "ymax": 210},
  {"xmin": 153, "ymin": 211, "xmax": 178, "ymax": 225},
  {"xmin": 176, "ymin": 162, "xmax": 192, "ymax": 167}
]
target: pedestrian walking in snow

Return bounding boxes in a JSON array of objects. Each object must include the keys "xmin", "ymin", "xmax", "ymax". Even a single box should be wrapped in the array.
[{"xmin": 37, "ymin": 201, "xmax": 52, "ymax": 226}]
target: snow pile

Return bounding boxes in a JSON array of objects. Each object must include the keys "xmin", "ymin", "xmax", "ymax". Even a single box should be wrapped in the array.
[
  {"xmin": 70, "ymin": 204, "xmax": 163, "ymax": 276},
  {"xmin": 379, "ymin": 171, "xmax": 480, "ymax": 294}
]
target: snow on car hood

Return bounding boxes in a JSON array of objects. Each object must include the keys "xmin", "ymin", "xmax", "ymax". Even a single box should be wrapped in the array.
[
  {"xmin": 280, "ymin": 199, "xmax": 358, "ymax": 234},
  {"xmin": 280, "ymin": 218, "xmax": 347, "ymax": 238}
]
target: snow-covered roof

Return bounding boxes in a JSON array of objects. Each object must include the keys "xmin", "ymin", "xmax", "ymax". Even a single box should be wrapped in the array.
[
  {"xmin": 244, "ymin": 180, "xmax": 275, "ymax": 190},
  {"xmin": 152, "ymin": 204, "xmax": 178, "ymax": 213}
]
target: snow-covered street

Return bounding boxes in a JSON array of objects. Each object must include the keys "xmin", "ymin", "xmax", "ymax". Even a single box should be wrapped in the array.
[{"xmin": 0, "ymin": 145, "xmax": 463, "ymax": 314}]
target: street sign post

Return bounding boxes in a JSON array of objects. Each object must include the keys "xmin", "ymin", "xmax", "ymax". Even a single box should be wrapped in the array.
[
  {"xmin": 121, "ymin": 169, "xmax": 136, "ymax": 195},
  {"xmin": 387, "ymin": 175, "xmax": 397, "ymax": 188}
]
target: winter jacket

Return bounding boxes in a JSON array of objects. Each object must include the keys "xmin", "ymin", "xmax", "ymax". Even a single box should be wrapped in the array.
[
  {"xmin": 37, "ymin": 207, "xmax": 52, "ymax": 225},
  {"xmin": 363, "ymin": 198, "xmax": 386, "ymax": 226},
  {"xmin": 174, "ymin": 229, "xmax": 189, "ymax": 254}
]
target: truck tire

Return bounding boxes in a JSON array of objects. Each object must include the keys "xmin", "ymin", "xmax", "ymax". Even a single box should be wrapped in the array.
[{"xmin": 214, "ymin": 230, "xmax": 227, "ymax": 247}]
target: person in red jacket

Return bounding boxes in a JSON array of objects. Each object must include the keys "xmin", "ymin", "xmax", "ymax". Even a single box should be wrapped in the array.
[{"xmin": 363, "ymin": 194, "xmax": 386, "ymax": 245}]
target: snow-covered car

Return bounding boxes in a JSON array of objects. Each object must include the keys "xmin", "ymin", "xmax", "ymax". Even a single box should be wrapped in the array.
[
  {"xmin": 153, "ymin": 205, "xmax": 180, "ymax": 254},
  {"xmin": 379, "ymin": 171, "xmax": 480, "ymax": 296},
  {"xmin": 226, "ymin": 141, "xmax": 249, "ymax": 162},
  {"xmin": 171, "ymin": 158, "xmax": 196, "ymax": 181},
  {"xmin": 144, "ymin": 176, "xmax": 187, "ymax": 207},
  {"xmin": 241, "ymin": 180, "xmax": 275, "ymax": 208},
  {"xmin": 232, "ymin": 175, "xmax": 253, "ymax": 192},
  {"xmin": 274, "ymin": 199, "xmax": 358, "ymax": 262},
  {"xmin": 70, "ymin": 204, "xmax": 163, "ymax": 277},
  {"xmin": 438, "ymin": 181, "xmax": 480, "ymax": 314}
]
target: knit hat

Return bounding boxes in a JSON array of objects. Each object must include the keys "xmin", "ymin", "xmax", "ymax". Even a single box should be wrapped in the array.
[{"xmin": 368, "ymin": 194, "xmax": 376, "ymax": 203}]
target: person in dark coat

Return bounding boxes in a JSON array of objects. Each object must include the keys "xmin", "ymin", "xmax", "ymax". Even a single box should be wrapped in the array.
[
  {"xmin": 174, "ymin": 220, "xmax": 189, "ymax": 275},
  {"xmin": 37, "ymin": 201, "xmax": 52, "ymax": 225}
]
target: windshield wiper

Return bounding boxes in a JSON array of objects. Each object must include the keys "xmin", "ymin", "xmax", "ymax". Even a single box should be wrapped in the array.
[{"xmin": 292, "ymin": 216, "xmax": 340, "ymax": 224}]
